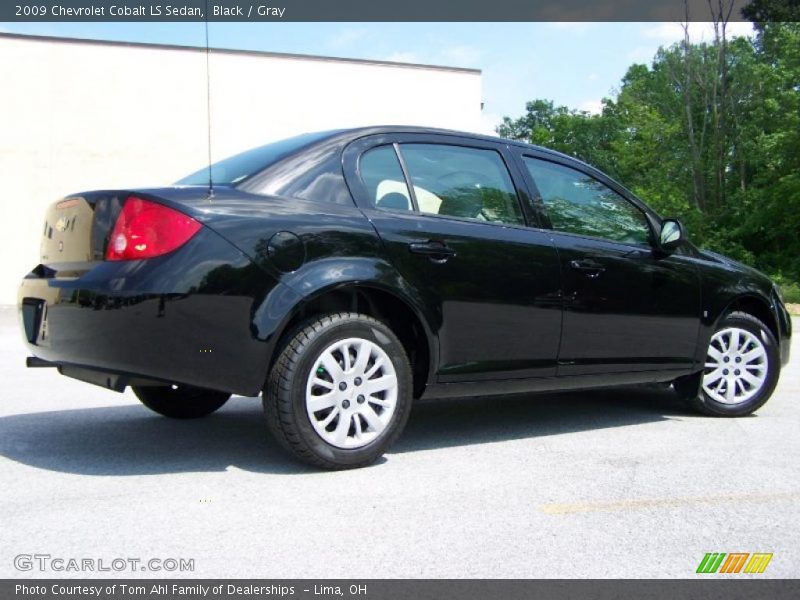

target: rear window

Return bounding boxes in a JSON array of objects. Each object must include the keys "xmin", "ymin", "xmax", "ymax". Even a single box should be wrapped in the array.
[{"xmin": 175, "ymin": 131, "xmax": 338, "ymax": 186}]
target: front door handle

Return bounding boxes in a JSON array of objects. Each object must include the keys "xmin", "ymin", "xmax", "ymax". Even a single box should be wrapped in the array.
[
  {"xmin": 569, "ymin": 259, "xmax": 606, "ymax": 278},
  {"xmin": 408, "ymin": 240, "xmax": 456, "ymax": 263}
]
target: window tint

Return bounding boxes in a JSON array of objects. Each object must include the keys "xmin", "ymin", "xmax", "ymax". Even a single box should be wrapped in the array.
[
  {"xmin": 523, "ymin": 158, "xmax": 651, "ymax": 245},
  {"xmin": 398, "ymin": 144, "xmax": 524, "ymax": 225},
  {"xmin": 243, "ymin": 147, "xmax": 353, "ymax": 205},
  {"xmin": 176, "ymin": 131, "xmax": 338, "ymax": 186},
  {"xmin": 359, "ymin": 145, "xmax": 412, "ymax": 211}
]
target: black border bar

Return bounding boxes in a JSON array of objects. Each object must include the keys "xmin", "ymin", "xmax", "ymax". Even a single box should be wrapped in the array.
[
  {"xmin": 4, "ymin": 579, "xmax": 800, "ymax": 599},
  {"xmin": 2, "ymin": 0, "xmax": 757, "ymax": 22}
]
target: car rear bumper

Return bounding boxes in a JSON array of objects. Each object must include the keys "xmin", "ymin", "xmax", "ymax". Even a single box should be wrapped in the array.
[{"xmin": 17, "ymin": 229, "xmax": 281, "ymax": 396}]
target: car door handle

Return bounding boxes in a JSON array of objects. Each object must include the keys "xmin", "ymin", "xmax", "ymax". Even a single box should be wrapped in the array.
[
  {"xmin": 408, "ymin": 241, "xmax": 456, "ymax": 262},
  {"xmin": 569, "ymin": 259, "xmax": 606, "ymax": 277}
]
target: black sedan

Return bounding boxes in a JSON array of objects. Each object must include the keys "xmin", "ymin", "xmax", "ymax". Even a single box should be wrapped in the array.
[{"xmin": 18, "ymin": 127, "xmax": 792, "ymax": 469}]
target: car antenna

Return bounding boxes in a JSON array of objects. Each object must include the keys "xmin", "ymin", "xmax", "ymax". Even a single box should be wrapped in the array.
[{"xmin": 204, "ymin": 1, "xmax": 214, "ymax": 199}]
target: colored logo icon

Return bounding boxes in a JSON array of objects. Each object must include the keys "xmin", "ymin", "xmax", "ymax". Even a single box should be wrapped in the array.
[{"xmin": 697, "ymin": 553, "xmax": 773, "ymax": 574}]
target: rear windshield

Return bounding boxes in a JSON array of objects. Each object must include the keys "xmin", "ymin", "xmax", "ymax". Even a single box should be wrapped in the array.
[{"xmin": 175, "ymin": 131, "xmax": 338, "ymax": 186}]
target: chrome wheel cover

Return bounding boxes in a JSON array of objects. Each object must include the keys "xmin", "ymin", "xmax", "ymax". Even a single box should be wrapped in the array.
[
  {"xmin": 305, "ymin": 337, "xmax": 398, "ymax": 449},
  {"xmin": 703, "ymin": 327, "xmax": 768, "ymax": 405}
]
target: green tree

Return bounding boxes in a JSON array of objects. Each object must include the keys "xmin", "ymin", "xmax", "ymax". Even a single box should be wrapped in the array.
[{"xmin": 497, "ymin": 20, "xmax": 800, "ymax": 286}]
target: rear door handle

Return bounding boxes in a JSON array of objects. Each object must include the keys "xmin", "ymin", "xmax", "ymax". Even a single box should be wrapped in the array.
[
  {"xmin": 408, "ymin": 240, "xmax": 456, "ymax": 263},
  {"xmin": 569, "ymin": 259, "xmax": 606, "ymax": 278}
]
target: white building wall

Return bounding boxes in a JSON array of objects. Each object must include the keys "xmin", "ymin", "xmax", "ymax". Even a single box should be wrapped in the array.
[{"xmin": 0, "ymin": 34, "xmax": 483, "ymax": 304}]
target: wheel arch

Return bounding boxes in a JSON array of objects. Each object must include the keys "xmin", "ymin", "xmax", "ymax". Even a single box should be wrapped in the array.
[
  {"xmin": 693, "ymin": 290, "xmax": 779, "ymax": 370},
  {"xmin": 718, "ymin": 293, "xmax": 779, "ymax": 340},
  {"xmin": 264, "ymin": 279, "xmax": 438, "ymax": 399},
  {"xmin": 686, "ymin": 294, "xmax": 783, "ymax": 416}
]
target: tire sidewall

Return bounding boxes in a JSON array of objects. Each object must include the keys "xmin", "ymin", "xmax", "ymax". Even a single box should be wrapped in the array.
[
  {"xmin": 697, "ymin": 313, "xmax": 780, "ymax": 416},
  {"xmin": 286, "ymin": 317, "xmax": 413, "ymax": 466},
  {"xmin": 134, "ymin": 385, "xmax": 230, "ymax": 419}
]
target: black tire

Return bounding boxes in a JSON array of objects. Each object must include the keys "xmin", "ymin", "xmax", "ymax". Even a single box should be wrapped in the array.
[
  {"xmin": 133, "ymin": 385, "xmax": 231, "ymax": 419},
  {"xmin": 676, "ymin": 311, "xmax": 780, "ymax": 417},
  {"xmin": 263, "ymin": 312, "xmax": 413, "ymax": 470}
]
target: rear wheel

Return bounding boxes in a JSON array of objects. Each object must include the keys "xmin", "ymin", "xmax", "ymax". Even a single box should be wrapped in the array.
[
  {"xmin": 133, "ymin": 385, "xmax": 230, "ymax": 419},
  {"xmin": 263, "ymin": 312, "xmax": 412, "ymax": 470},
  {"xmin": 675, "ymin": 311, "xmax": 780, "ymax": 416}
]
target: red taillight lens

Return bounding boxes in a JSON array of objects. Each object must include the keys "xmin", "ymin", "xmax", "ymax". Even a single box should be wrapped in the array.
[{"xmin": 105, "ymin": 196, "xmax": 202, "ymax": 261}]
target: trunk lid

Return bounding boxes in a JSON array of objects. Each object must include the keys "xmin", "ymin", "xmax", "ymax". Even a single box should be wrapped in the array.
[
  {"xmin": 41, "ymin": 196, "xmax": 96, "ymax": 267},
  {"xmin": 38, "ymin": 192, "xmax": 128, "ymax": 275}
]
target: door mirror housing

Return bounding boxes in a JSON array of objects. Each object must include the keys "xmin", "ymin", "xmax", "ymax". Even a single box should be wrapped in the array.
[{"xmin": 658, "ymin": 218, "xmax": 685, "ymax": 253}]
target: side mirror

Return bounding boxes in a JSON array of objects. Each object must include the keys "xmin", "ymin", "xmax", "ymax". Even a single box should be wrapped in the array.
[{"xmin": 658, "ymin": 218, "xmax": 685, "ymax": 253}]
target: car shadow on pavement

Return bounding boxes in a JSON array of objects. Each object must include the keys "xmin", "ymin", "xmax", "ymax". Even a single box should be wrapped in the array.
[
  {"xmin": 396, "ymin": 386, "xmax": 693, "ymax": 454},
  {"xmin": 0, "ymin": 386, "xmax": 693, "ymax": 476}
]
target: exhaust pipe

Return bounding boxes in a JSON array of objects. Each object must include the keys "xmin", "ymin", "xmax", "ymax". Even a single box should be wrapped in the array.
[{"xmin": 26, "ymin": 356, "xmax": 56, "ymax": 368}]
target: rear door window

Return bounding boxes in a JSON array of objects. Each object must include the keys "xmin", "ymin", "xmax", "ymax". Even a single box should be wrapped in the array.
[
  {"xmin": 359, "ymin": 145, "xmax": 412, "ymax": 211},
  {"xmin": 397, "ymin": 144, "xmax": 524, "ymax": 225}
]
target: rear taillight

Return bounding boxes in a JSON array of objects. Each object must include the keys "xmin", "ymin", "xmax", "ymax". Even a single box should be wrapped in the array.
[{"xmin": 105, "ymin": 196, "xmax": 202, "ymax": 261}]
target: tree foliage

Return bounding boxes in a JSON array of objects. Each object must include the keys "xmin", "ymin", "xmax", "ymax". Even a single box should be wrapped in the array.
[{"xmin": 497, "ymin": 19, "xmax": 800, "ymax": 287}]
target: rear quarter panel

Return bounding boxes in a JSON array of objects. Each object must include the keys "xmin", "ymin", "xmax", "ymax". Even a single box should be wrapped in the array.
[{"xmin": 173, "ymin": 189, "xmax": 440, "ymax": 383}]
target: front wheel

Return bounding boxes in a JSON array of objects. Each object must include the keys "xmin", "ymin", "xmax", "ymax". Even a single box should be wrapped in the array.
[
  {"xmin": 263, "ymin": 312, "xmax": 413, "ymax": 470},
  {"xmin": 676, "ymin": 311, "xmax": 780, "ymax": 417},
  {"xmin": 133, "ymin": 385, "xmax": 231, "ymax": 419}
]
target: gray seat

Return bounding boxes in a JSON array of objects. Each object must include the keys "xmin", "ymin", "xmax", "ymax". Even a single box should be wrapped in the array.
[{"xmin": 377, "ymin": 192, "xmax": 410, "ymax": 210}]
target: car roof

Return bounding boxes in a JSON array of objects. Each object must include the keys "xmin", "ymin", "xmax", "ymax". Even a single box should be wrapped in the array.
[
  {"xmin": 311, "ymin": 126, "xmax": 655, "ymax": 219},
  {"xmin": 317, "ymin": 125, "xmax": 587, "ymax": 167}
]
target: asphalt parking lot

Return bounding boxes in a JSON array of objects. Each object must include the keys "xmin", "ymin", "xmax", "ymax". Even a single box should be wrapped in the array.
[{"xmin": 1, "ymin": 305, "xmax": 797, "ymax": 578}]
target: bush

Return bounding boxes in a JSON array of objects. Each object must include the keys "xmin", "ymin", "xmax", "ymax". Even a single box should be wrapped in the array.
[
  {"xmin": 781, "ymin": 282, "xmax": 800, "ymax": 304},
  {"xmin": 771, "ymin": 273, "xmax": 800, "ymax": 304}
]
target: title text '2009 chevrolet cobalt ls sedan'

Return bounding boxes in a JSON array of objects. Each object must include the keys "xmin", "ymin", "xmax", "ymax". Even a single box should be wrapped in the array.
[{"xmin": 19, "ymin": 127, "xmax": 791, "ymax": 469}]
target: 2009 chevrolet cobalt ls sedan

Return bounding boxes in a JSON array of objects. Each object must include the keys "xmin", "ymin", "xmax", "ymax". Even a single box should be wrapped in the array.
[{"xmin": 18, "ymin": 127, "xmax": 792, "ymax": 469}]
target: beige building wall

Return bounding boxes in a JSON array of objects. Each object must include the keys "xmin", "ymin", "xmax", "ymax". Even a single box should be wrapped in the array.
[{"xmin": 0, "ymin": 34, "xmax": 483, "ymax": 304}]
